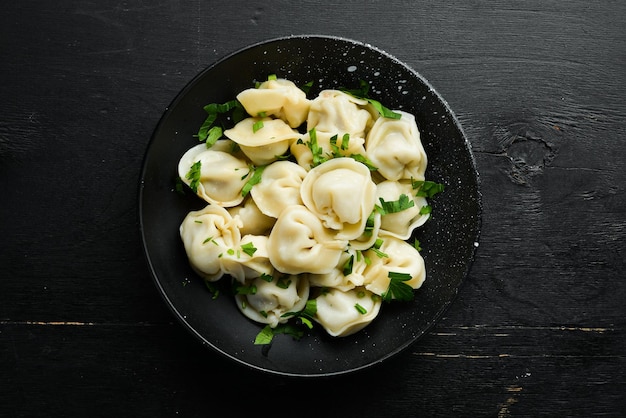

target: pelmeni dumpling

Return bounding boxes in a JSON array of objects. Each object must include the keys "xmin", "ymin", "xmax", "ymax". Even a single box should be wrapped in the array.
[
  {"xmin": 227, "ymin": 196, "xmax": 275, "ymax": 236},
  {"xmin": 220, "ymin": 234, "xmax": 273, "ymax": 284},
  {"xmin": 179, "ymin": 204, "xmax": 242, "ymax": 282},
  {"xmin": 349, "ymin": 211, "xmax": 382, "ymax": 251},
  {"xmin": 290, "ymin": 129, "xmax": 367, "ymax": 171},
  {"xmin": 308, "ymin": 247, "xmax": 369, "ymax": 292},
  {"xmin": 235, "ymin": 273, "xmax": 310, "ymax": 328},
  {"xmin": 314, "ymin": 287, "xmax": 382, "ymax": 337},
  {"xmin": 300, "ymin": 157, "xmax": 376, "ymax": 240},
  {"xmin": 376, "ymin": 180, "xmax": 430, "ymax": 239},
  {"xmin": 250, "ymin": 161, "xmax": 307, "ymax": 218},
  {"xmin": 365, "ymin": 110, "xmax": 427, "ymax": 181},
  {"xmin": 178, "ymin": 143, "xmax": 249, "ymax": 207},
  {"xmin": 363, "ymin": 236, "xmax": 426, "ymax": 297},
  {"xmin": 307, "ymin": 90, "xmax": 374, "ymax": 138},
  {"xmin": 224, "ymin": 117, "xmax": 299, "ymax": 165},
  {"xmin": 267, "ymin": 205, "xmax": 347, "ymax": 275},
  {"xmin": 236, "ymin": 78, "xmax": 310, "ymax": 128}
]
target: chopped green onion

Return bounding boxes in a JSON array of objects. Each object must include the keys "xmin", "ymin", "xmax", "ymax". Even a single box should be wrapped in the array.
[
  {"xmin": 342, "ymin": 254, "xmax": 354, "ymax": 276},
  {"xmin": 355, "ymin": 303, "xmax": 367, "ymax": 314},
  {"xmin": 241, "ymin": 242, "xmax": 257, "ymax": 257},
  {"xmin": 276, "ymin": 277, "xmax": 292, "ymax": 289},
  {"xmin": 252, "ymin": 120, "xmax": 264, "ymax": 133}
]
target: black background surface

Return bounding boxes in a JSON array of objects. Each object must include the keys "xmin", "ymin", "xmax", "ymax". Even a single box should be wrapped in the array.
[{"xmin": 1, "ymin": 1, "xmax": 625, "ymax": 416}]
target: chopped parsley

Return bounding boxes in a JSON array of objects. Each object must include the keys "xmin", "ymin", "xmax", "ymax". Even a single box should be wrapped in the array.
[
  {"xmin": 204, "ymin": 280, "xmax": 220, "ymax": 299},
  {"xmin": 195, "ymin": 99, "xmax": 244, "ymax": 144},
  {"xmin": 412, "ymin": 180, "xmax": 445, "ymax": 198},
  {"xmin": 382, "ymin": 271, "xmax": 414, "ymax": 302},
  {"xmin": 340, "ymin": 80, "xmax": 401, "ymax": 119},
  {"xmin": 259, "ymin": 273, "xmax": 274, "ymax": 282},
  {"xmin": 355, "ymin": 303, "xmax": 367, "ymax": 315},
  {"xmin": 378, "ymin": 194, "xmax": 415, "ymax": 214},
  {"xmin": 241, "ymin": 242, "xmax": 257, "ymax": 257},
  {"xmin": 185, "ymin": 161, "xmax": 202, "ymax": 193},
  {"xmin": 275, "ymin": 277, "xmax": 292, "ymax": 289},
  {"xmin": 241, "ymin": 164, "xmax": 265, "ymax": 197},
  {"xmin": 254, "ymin": 299, "xmax": 317, "ymax": 345},
  {"xmin": 300, "ymin": 80, "xmax": 314, "ymax": 95},
  {"xmin": 234, "ymin": 283, "xmax": 257, "ymax": 295}
]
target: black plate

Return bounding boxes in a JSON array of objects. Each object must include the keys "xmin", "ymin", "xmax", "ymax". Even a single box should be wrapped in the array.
[{"xmin": 139, "ymin": 35, "xmax": 481, "ymax": 377}]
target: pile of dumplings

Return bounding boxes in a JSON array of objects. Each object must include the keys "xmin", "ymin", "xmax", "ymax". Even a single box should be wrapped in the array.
[{"xmin": 178, "ymin": 77, "xmax": 431, "ymax": 337}]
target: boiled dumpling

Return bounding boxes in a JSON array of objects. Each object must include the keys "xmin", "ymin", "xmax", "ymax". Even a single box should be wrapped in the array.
[
  {"xmin": 314, "ymin": 287, "xmax": 382, "ymax": 337},
  {"xmin": 227, "ymin": 196, "xmax": 275, "ymax": 236},
  {"xmin": 179, "ymin": 204, "xmax": 242, "ymax": 282},
  {"xmin": 376, "ymin": 180, "xmax": 430, "ymax": 239},
  {"xmin": 290, "ymin": 129, "xmax": 367, "ymax": 171},
  {"xmin": 224, "ymin": 117, "xmax": 299, "ymax": 165},
  {"xmin": 307, "ymin": 90, "xmax": 373, "ymax": 138},
  {"xmin": 365, "ymin": 110, "xmax": 427, "ymax": 181},
  {"xmin": 220, "ymin": 234, "xmax": 273, "ymax": 284},
  {"xmin": 300, "ymin": 157, "xmax": 376, "ymax": 240},
  {"xmin": 177, "ymin": 143, "xmax": 249, "ymax": 207},
  {"xmin": 362, "ymin": 236, "xmax": 426, "ymax": 297},
  {"xmin": 235, "ymin": 273, "xmax": 310, "ymax": 328},
  {"xmin": 250, "ymin": 160, "xmax": 307, "ymax": 218},
  {"xmin": 267, "ymin": 205, "xmax": 347, "ymax": 275},
  {"xmin": 308, "ymin": 247, "xmax": 369, "ymax": 292},
  {"xmin": 236, "ymin": 78, "xmax": 310, "ymax": 128}
]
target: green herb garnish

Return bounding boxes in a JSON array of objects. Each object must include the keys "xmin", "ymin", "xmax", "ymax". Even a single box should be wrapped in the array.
[
  {"xmin": 382, "ymin": 271, "xmax": 414, "ymax": 302},
  {"xmin": 378, "ymin": 194, "xmax": 415, "ymax": 214},
  {"xmin": 195, "ymin": 100, "xmax": 243, "ymax": 144},
  {"xmin": 185, "ymin": 161, "xmax": 202, "ymax": 193},
  {"xmin": 340, "ymin": 80, "xmax": 401, "ymax": 119},
  {"xmin": 254, "ymin": 300, "xmax": 317, "ymax": 345},
  {"xmin": 252, "ymin": 120, "xmax": 264, "ymax": 133},
  {"xmin": 342, "ymin": 254, "xmax": 354, "ymax": 276},
  {"xmin": 241, "ymin": 242, "xmax": 257, "ymax": 257},
  {"xmin": 412, "ymin": 180, "xmax": 445, "ymax": 198},
  {"xmin": 241, "ymin": 164, "xmax": 265, "ymax": 197}
]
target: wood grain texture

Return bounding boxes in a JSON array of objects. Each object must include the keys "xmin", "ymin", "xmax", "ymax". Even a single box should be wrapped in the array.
[{"xmin": 1, "ymin": 0, "xmax": 625, "ymax": 416}]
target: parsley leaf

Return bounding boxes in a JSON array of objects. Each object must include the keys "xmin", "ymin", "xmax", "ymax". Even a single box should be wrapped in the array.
[
  {"xmin": 241, "ymin": 242, "xmax": 257, "ymax": 257},
  {"xmin": 185, "ymin": 161, "xmax": 202, "ymax": 193},
  {"xmin": 412, "ymin": 180, "xmax": 445, "ymax": 198},
  {"xmin": 254, "ymin": 324, "xmax": 305, "ymax": 345},
  {"xmin": 419, "ymin": 205, "xmax": 432, "ymax": 215},
  {"xmin": 241, "ymin": 165, "xmax": 266, "ymax": 197},
  {"xmin": 307, "ymin": 128, "xmax": 327, "ymax": 168},
  {"xmin": 340, "ymin": 80, "xmax": 401, "ymax": 119},
  {"xmin": 195, "ymin": 99, "xmax": 243, "ymax": 144},
  {"xmin": 254, "ymin": 299, "xmax": 317, "ymax": 345},
  {"xmin": 382, "ymin": 271, "xmax": 414, "ymax": 302},
  {"xmin": 378, "ymin": 194, "xmax": 415, "ymax": 214}
]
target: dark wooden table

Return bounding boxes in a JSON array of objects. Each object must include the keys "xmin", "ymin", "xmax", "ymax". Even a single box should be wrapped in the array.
[{"xmin": 2, "ymin": 1, "xmax": 625, "ymax": 416}]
